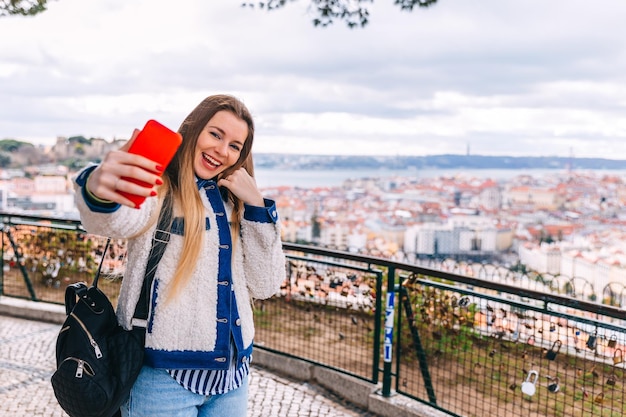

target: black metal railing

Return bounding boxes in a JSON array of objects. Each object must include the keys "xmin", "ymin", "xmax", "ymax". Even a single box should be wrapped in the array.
[
  {"xmin": 0, "ymin": 212, "xmax": 121, "ymax": 304},
  {"xmin": 3, "ymin": 212, "xmax": 626, "ymax": 417},
  {"xmin": 395, "ymin": 270, "xmax": 626, "ymax": 417}
]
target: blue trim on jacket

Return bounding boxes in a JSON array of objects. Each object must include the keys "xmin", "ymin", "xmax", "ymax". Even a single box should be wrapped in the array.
[
  {"xmin": 145, "ymin": 179, "xmax": 260, "ymax": 371},
  {"xmin": 74, "ymin": 165, "xmax": 121, "ymax": 213},
  {"xmin": 144, "ymin": 343, "xmax": 254, "ymax": 370},
  {"xmin": 170, "ymin": 217, "xmax": 211, "ymax": 235},
  {"xmin": 244, "ymin": 198, "xmax": 279, "ymax": 223}
]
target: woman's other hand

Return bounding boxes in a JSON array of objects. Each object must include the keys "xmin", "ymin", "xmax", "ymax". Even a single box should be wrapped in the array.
[{"xmin": 218, "ymin": 168, "xmax": 264, "ymax": 207}]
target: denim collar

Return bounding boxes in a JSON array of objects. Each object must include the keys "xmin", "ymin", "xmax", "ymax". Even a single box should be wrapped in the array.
[
  {"xmin": 196, "ymin": 177, "xmax": 217, "ymax": 190},
  {"xmin": 196, "ymin": 177, "xmax": 229, "ymax": 202}
]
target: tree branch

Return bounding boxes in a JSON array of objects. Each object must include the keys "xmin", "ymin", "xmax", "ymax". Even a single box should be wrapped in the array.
[
  {"xmin": 1, "ymin": 0, "xmax": 49, "ymax": 17},
  {"xmin": 242, "ymin": 0, "xmax": 438, "ymax": 28}
]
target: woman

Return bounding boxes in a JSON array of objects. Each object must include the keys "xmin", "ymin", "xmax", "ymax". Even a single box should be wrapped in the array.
[{"xmin": 73, "ymin": 94, "xmax": 286, "ymax": 417}]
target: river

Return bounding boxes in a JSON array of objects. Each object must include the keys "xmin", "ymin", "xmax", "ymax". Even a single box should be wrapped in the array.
[{"xmin": 255, "ymin": 167, "xmax": 626, "ymax": 189}]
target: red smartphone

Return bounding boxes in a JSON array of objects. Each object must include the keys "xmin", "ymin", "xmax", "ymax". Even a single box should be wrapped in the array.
[{"xmin": 119, "ymin": 119, "xmax": 182, "ymax": 207}]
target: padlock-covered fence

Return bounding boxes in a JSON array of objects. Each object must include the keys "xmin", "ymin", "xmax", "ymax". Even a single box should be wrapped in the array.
[
  {"xmin": 397, "ymin": 269, "xmax": 626, "ymax": 417},
  {"xmin": 2, "ymin": 212, "xmax": 626, "ymax": 417},
  {"xmin": 0, "ymin": 213, "xmax": 121, "ymax": 304}
]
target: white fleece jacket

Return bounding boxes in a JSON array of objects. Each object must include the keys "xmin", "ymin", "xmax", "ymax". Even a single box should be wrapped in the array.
[{"xmin": 73, "ymin": 167, "xmax": 286, "ymax": 369}]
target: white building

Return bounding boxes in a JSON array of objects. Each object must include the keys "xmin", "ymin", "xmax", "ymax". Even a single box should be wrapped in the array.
[
  {"xmin": 518, "ymin": 242, "xmax": 562, "ymax": 275},
  {"xmin": 479, "ymin": 185, "xmax": 502, "ymax": 211},
  {"xmin": 320, "ymin": 222, "xmax": 350, "ymax": 250},
  {"xmin": 404, "ymin": 215, "xmax": 508, "ymax": 257},
  {"xmin": 518, "ymin": 239, "xmax": 626, "ymax": 299},
  {"xmin": 1, "ymin": 173, "xmax": 76, "ymax": 217},
  {"xmin": 346, "ymin": 231, "xmax": 367, "ymax": 253}
]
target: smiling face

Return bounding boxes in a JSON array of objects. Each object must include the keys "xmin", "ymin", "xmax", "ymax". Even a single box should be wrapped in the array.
[{"xmin": 193, "ymin": 110, "xmax": 249, "ymax": 180}]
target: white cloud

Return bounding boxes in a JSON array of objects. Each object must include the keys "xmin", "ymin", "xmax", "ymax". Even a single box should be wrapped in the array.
[{"xmin": 0, "ymin": 0, "xmax": 625, "ymax": 158}]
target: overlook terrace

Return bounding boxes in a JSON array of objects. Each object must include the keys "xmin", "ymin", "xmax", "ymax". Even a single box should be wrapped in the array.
[{"xmin": 3, "ymin": 214, "xmax": 626, "ymax": 417}]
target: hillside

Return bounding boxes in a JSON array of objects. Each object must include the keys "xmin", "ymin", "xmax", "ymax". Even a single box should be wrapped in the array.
[
  {"xmin": 254, "ymin": 153, "xmax": 626, "ymax": 171},
  {"xmin": 4, "ymin": 137, "xmax": 626, "ymax": 172}
]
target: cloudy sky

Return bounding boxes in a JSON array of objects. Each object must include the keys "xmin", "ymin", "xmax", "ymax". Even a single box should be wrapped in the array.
[{"xmin": 1, "ymin": 0, "xmax": 625, "ymax": 158}]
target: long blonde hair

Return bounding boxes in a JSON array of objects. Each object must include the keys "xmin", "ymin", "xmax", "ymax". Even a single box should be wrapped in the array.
[{"xmin": 161, "ymin": 94, "xmax": 255, "ymax": 301}]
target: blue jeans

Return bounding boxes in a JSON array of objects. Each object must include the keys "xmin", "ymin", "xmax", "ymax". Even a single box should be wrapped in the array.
[{"xmin": 121, "ymin": 366, "xmax": 249, "ymax": 417}]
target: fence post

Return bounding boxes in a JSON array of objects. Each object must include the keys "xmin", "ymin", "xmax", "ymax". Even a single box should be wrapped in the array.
[
  {"xmin": 5, "ymin": 226, "xmax": 37, "ymax": 300},
  {"xmin": 0, "ymin": 227, "xmax": 4, "ymax": 295},
  {"xmin": 399, "ymin": 286, "xmax": 437, "ymax": 404},
  {"xmin": 381, "ymin": 266, "xmax": 396, "ymax": 397},
  {"xmin": 371, "ymin": 270, "xmax": 383, "ymax": 384}
]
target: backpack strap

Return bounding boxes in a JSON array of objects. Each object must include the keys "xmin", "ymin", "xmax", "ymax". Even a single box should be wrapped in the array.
[
  {"xmin": 64, "ymin": 282, "xmax": 88, "ymax": 316},
  {"xmin": 132, "ymin": 192, "xmax": 173, "ymax": 326},
  {"xmin": 66, "ymin": 237, "xmax": 112, "ymax": 316},
  {"xmin": 91, "ymin": 237, "xmax": 111, "ymax": 289}
]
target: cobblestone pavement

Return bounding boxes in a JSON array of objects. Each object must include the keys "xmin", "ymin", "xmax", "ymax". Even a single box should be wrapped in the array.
[{"xmin": 0, "ymin": 315, "xmax": 377, "ymax": 417}]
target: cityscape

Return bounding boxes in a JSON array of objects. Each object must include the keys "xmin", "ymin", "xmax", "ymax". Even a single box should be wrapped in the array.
[
  {"xmin": 2, "ymin": 137, "xmax": 626, "ymax": 302},
  {"xmin": 3, "ymin": 138, "xmax": 626, "ymax": 417}
]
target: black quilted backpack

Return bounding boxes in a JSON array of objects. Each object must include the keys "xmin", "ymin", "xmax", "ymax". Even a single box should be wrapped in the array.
[{"xmin": 51, "ymin": 278, "xmax": 144, "ymax": 417}]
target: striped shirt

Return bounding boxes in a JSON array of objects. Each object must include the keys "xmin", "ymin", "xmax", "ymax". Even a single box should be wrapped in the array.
[{"xmin": 167, "ymin": 347, "xmax": 249, "ymax": 395}]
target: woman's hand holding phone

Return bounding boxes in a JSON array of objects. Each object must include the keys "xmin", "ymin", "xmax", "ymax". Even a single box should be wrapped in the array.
[{"xmin": 86, "ymin": 120, "xmax": 182, "ymax": 209}]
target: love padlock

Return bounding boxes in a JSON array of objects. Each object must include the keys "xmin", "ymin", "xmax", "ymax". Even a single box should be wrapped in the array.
[
  {"xmin": 473, "ymin": 362, "xmax": 483, "ymax": 375},
  {"xmin": 458, "ymin": 296, "xmax": 471, "ymax": 308},
  {"xmin": 595, "ymin": 392, "xmax": 604, "ymax": 404},
  {"xmin": 545, "ymin": 340, "xmax": 562, "ymax": 361},
  {"xmin": 607, "ymin": 374, "xmax": 617, "ymax": 386},
  {"xmin": 450, "ymin": 295, "xmax": 458, "ymax": 307},
  {"xmin": 521, "ymin": 370, "xmax": 539, "ymax": 396},
  {"xmin": 608, "ymin": 334, "xmax": 617, "ymax": 349},
  {"xmin": 614, "ymin": 348, "xmax": 623, "ymax": 365},
  {"xmin": 587, "ymin": 332, "xmax": 598, "ymax": 350},
  {"xmin": 548, "ymin": 377, "xmax": 560, "ymax": 393}
]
